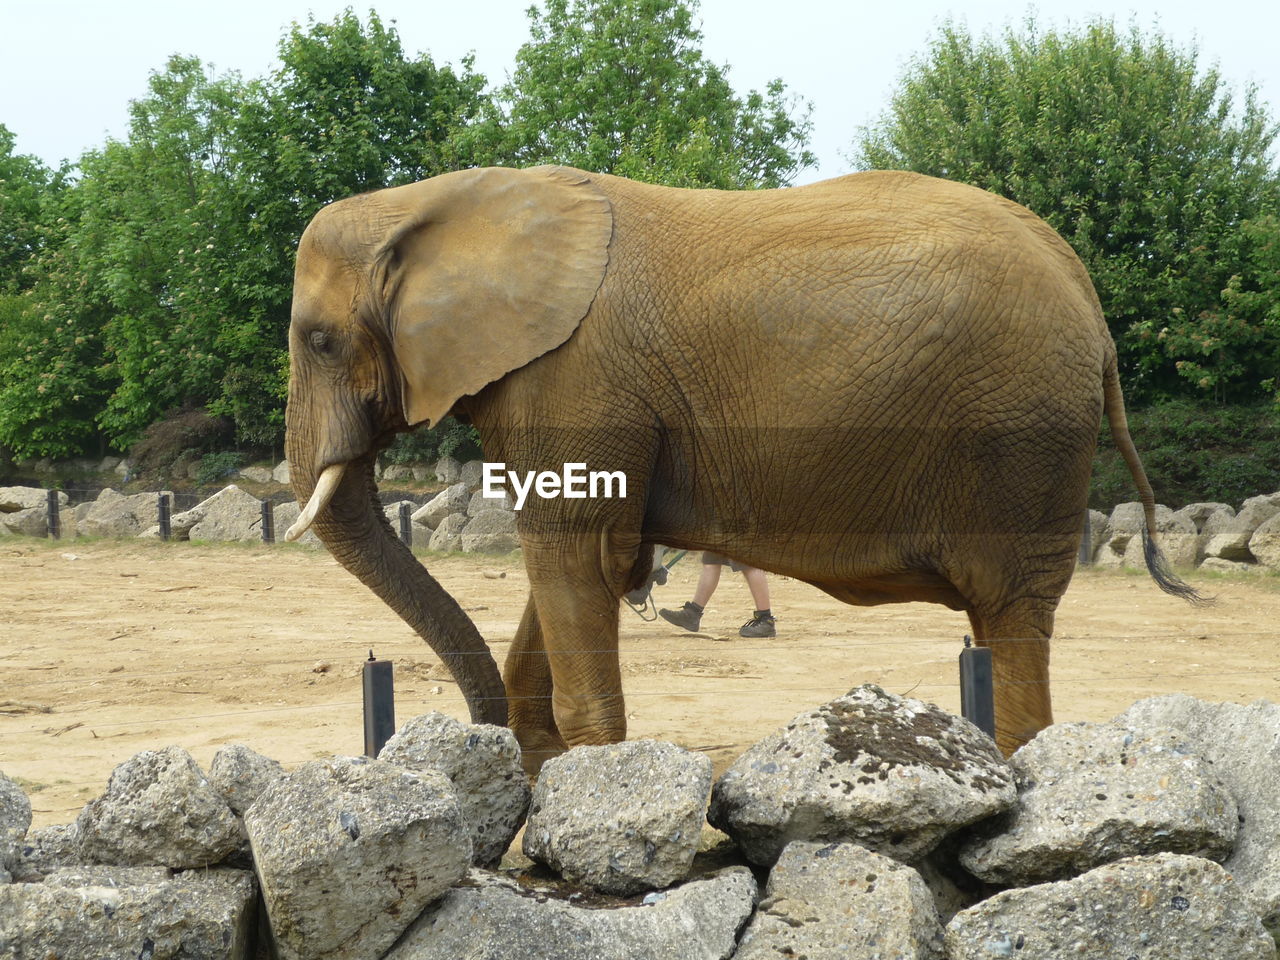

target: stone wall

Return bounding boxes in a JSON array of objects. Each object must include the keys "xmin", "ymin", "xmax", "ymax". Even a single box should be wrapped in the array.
[{"xmin": 4, "ymin": 689, "xmax": 1278, "ymax": 958}]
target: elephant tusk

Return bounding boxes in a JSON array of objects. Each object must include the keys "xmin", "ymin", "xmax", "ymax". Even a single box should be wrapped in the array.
[{"xmin": 286, "ymin": 463, "xmax": 346, "ymax": 541}]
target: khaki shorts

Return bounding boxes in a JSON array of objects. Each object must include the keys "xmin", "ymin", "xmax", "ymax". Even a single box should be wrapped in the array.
[{"xmin": 702, "ymin": 551, "xmax": 747, "ymax": 573}]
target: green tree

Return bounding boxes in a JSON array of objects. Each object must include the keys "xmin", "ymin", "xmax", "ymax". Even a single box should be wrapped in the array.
[
  {"xmin": 484, "ymin": 0, "xmax": 815, "ymax": 187},
  {"xmin": 0, "ymin": 124, "xmax": 59, "ymax": 294},
  {"xmin": 854, "ymin": 19, "xmax": 1280, "ymax": 400}
]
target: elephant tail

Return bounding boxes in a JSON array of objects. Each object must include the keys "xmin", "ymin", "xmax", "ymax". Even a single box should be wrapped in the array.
[{"xmin": 1102, "ymin": 353, "xmax": 1211, "ymax": 605}]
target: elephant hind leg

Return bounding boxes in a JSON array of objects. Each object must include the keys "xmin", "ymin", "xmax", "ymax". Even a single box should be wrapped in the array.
[
  {"xmin": 504, "ymin": 594, "xmax": 567, "ymax": 775},
  {"xmin": 967, "ymin": 599, "xmax": 1056, "ymax": 757}
]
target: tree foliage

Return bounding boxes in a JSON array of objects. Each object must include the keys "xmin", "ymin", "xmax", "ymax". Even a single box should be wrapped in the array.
[
  {"xmin": 854, "ymin": 18, "xmax": 1280, "ymax": 402},
  {"xmin": 485, "ymin": 0, "xmax": 815, "ymax": 187}
]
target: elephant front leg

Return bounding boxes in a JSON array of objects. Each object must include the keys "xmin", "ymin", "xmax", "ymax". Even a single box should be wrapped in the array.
[
  {"xmin": 504, "ymin": 594, "xmax": 568, "ymax": 775},
  {"xmin": 524, "ymin": 534, "xmax": 630, "ymax": 757}
]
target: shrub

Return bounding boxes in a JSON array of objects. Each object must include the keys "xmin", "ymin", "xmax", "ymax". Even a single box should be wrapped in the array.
[{"xmin": 126, "ymin": 407, "xmax": 233, "ymax": 481}]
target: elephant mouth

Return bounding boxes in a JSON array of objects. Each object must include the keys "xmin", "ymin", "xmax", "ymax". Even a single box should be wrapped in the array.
[{"xmin": 285, "ymin": 462, "xmax": 347, "ymax": 541}]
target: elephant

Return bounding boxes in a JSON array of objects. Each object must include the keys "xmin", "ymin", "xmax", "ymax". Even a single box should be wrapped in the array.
[{"xmin": 284, "ymin": 164, "xmax": 1201, "ymax": 765}]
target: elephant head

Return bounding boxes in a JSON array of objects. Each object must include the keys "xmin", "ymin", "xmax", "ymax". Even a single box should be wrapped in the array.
[{"xmin": 283, "ymin": 166, "xmax": 614, "ymax": 725}]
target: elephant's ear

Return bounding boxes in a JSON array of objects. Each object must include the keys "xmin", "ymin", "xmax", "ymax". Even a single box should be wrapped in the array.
[{"xmin": 378, "ymin": 165, "xmax": 613, "ymax": 428}]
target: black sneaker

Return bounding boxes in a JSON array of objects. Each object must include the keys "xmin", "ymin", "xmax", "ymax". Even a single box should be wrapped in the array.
[
  {"xmin": 659, "ymin": 602, "xmax": 703, "ymax": 632},
  {"xmin": 739, "ymin": 613, "xmax": 776, "ymax": 638}
]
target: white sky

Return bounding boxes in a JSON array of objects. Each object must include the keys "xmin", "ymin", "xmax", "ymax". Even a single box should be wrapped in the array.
[{"xmin": 2, "ymin": 0, "xmax": 1278, "ymax": 185}]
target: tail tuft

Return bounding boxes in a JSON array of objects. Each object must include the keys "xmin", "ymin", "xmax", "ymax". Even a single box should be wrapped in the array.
[{"xmin": 1142, "ymin": 528, "xmax": 1214, "ymax": 607}]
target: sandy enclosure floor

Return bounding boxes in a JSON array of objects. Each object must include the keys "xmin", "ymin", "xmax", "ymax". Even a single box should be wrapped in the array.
[{"xmin": 2, "ymin": 538, "xmax": 1279, "ymax": 828}]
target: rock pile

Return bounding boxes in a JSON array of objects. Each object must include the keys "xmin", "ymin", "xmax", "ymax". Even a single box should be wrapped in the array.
[{"xmin": 4, "ymin": 692, "xmax": 1280, "ymax": 958}]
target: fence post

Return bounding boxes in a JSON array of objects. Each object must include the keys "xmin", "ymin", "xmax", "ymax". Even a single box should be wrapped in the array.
[
  {"xmin": 362, "ymin": 651, "xmax": 395, "ymax": 758},
  {"xmin": 261, "ymin": 500, "xmax": 275, "ymax": 545},
  {"xmin": 959, "ymin": 635, "xmax": 995, "ymax": 740},
  {"xmin": 46, "ymin": 489, "xmax": 61, "ymax": 540},
  {"xmin": 157, "ymin": 493, "xmax": 172, "ymax": 542},
  {"xmin": 398, "ymin": 502, "xmax": 413, "ymax": 547},
  {"xmin": 1079, "ymin": 510, "xmax": 1092, "ymax": 566}
]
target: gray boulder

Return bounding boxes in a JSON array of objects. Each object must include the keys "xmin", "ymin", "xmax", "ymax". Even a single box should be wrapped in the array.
[
  {"xmin": 1172, "ymin": 501, "xmax": 1235, "ymax": 533},
  {"xmin": 1, "ymin": 772, "xmax": 31, "ymax": 882},
  {"xmin": 1248, "ymin": 512, "xmax": 1280, "ymax": 571},
  {"xmin": 709, "ymin": 685, "xmax": 1015, "ymax": 866},
  {"xmin": 382, "ymin": 465, "xmax": 415, "ymax": 482},
  {"xmin": 379, "ymin": 712, "xmax": 530, "ymax": 868},
  {"xmin": 416, "ymin": 482, "xmax": 469, "ymax": 529},
  {"xmin": 434, "ymin": 456, "xmax": 461, "ymax": 484},
  {"xmin": 1205, "ymin": 493, "xmax": 1280, "ymax": 562},
  {"xmin": 385, "ymin": 866, "xmax": 757, "ymax": 960},
  {"xmin": 186, "ymin": 485, "xmax": 264, "ymax": 542},
  {"xmin": 0, "ymin": 486, "xmax": 63, "ymax": 512},
  {"xmin": 209, "ymin": 743, "xmax": 285, "ymax": 817},
  {"xmin": 245, "ymin": 756, "xmax": 471, "ymax": 960},
  {"xmin": 1198, "ymin": 557, "xmax": 1261, "ymax": 574},
  {"xmin": 1095, "ymin": 502, "xmax": 1195, "ymax": 569},
  {"xmin": 11, "ymin": 822, "xmax": 82, "ymax": 882},
  {"xmin": 428, "ymin": 513, "xmax": 469, "ymax": 552},
  {"xmin": 1082, "ymin": 508, "xmax": 1107, "ymax": 562},
  {"xmin": 467, "ymin": 488, "xmax": 514, "ymax": 516},
  {"xmin": 75, "ymin": 746, "xmax": 244, "ymax": 868},
  {"xmin": 273, "ymin": 459, "xmax": 292, "ymax": 484},
  {"xmin": 524, "ymin": 740, "xmax": 712, "ymax": 895},
  {"xmin": 383, "ymin": 499, "xmax": 417, "ymax": 532},
  {"xmin": 734, "ymin": 841, "xmax": 944, "ymax": 960},
  {"xmin": 0, "ymin": 865, "xmax": 257, "ymax": 959},
  {"xmin": 237, "ymin": 465, "xmax": 273, "ymax": 484},
  {"xmin": 459, "ymin": 459, "xmax": 486, "ymax": 491},
  {"xmin": 272, "ymin": 501, "xmax": 323, "ymax": 546},
  {"xmin": 959, "ymin": 722, "xmax": 1237, "ymax": 885},
  {"xmin": 944, "ymin": 854, "xmax": 1273, "ymax": 959},
  {"xmin": 1116, "ymin": 695, "xmax": 1280, "ymax": 933},
  {"xmin": 1194, "ymin": 505, "xmax": 1239, "ymax": 564},
  {"xmin": 80, "ymin": 488, "xmax": 173, "ymax": 538},
  {"xmin": 0, "ymin": 486, "xmax": 68, "ymax": 538},
  {"xmin": 460, "ymin": 509, "xmax": 519, "ymax": 554}
]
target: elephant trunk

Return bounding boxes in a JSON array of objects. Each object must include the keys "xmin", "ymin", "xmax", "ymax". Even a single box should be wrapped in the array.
[{"xmin": 289, "ymin": 446, "xmax": 507, "ymax": 727}]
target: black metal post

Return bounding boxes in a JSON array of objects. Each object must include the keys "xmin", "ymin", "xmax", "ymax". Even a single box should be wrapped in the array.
[
  {"xmin": 261, "ymin": 500, "xmax": 275, "ymax": 545},
  {"xmin": 1079, "ymin": 510, "xmax": 1092, "ymax": 566},
  {"xmin": 959, "ymin": 635, "xmax": 996, "ymax": 740},
  {"xmin": 157, "ymin": 494, "xmax": 172, "ymax": 542},
  {"xmin": 362, "ymin": 652, "xmax": 395, "ymax": 758},
  {"xmin": 47, "ymin": 489, "xmax": 61, "ymax": 540},
  {"xmin": 398, "ymin": 502, "xmax": 412, "ymax": 547}
]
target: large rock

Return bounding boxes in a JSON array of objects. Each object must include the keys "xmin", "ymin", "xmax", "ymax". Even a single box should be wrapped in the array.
[
  {"xmin": 467, "ymin": 488, "xmax": 514, "ymax": 516},
  {"xmin": 944, "ymin": 854, "xmax": 1274, "ymax": 959},
  {"xmin": 1081, "ymin": 508, "xmax": 1107, "ymax": 562},
  {"xmin": 379, "ymin": 712, "xmax": 530, "ymax": 868},
  {"xmin": 11, "ymin": 823, "xmax": 82, "ymax": 882},
  {"xmin": 959, "ymin": 722, "xmax": 1237, "ymax": 885},
  {"xmin": 237, "ymin": 465, "xmax": 273, "ymax": 484},
  {"xmin": 1, "ymin": 772, "xmax": 31, "ymax": 882},
  {"xmin": 415, "ymin": 482, "xmax": 469, "ymax": 529},
  {"xmin": 428, "ymin": 512, "xmax": 469, "ymax": 552},
  {"xmin": 0, "ymin": 486, "xmax": 63, "ymax": 513},
  {"xmin": 185, "ymin": 485, "xmax": 264, "ymax": 542},
  {"xmin": 1194, "ymin": 505, "xmax": 1239, "ymax": 564},
  {"xmin": 0, "ymin": 487, "xmax": 68, "ymax": 538},
  {"xmin": 382, "ymin": 465, "xmax": 415, "ymax": 482},
  {"xmin": 1248, "ymin": 512, "xmax": 1280, "ymax": 571},
  {"xmin": 75, "ymin": 746, "xmax": 244, "ymax": 868},
  {"xmin": 709, "ymin": 685, "xmax": 1015, "ymax": 866},
  {"xmin": 460, "ymin": 509, "xmax": 519, "ymax": 554},
  {"xmin": 0, "ymin": 865, "xmax": 257, "ymax": 959},
  {"xmin": 734, "ymin": 841, "xmax": 944, "ymax": 959},
  {"xmin": 1116, "ymin": 695, "xmax": 1280, "ymax": 933},
  {"xmin": 459, "ymin": 460, "xmax": 485, "ymax": 491},
  {"xmin": 1204, "ymin": 493, "xmax": 1280, "ymax": 562},
  {"xmin": 273, "ymin": 460, "xmax": 292, "ymax": 484},
  {"xmin": 272, "ymin": 501, "xmax": 323, "ymax": 546},
  {"xmin": 383, "ymin": 499, "xmax": 418, "ymax": 534},
  {"xmin": 209, "ymin": 743, "xmax": 285, "ymax": 817},
  {"xmin": 434, "ymin": 456, "xmax": 461, "ymax": 484},
  {"xmin": 384, "ymin": 866, "xmax": 757, "ymax": 960},
  {"xmin": 1171, "ymin": 502, "xmax": 1235, "ymax": 533},
  {"xmin": 1094, "ymin": 502, "xmax": 1195, "ymax": 569},
  {"xmin": 524, "ymin": 741, "xmax": 712, "ymax": 895},
  {"xmin": 79, "ymin": 488, "xmax": 172, "ymax": 538},
  {"xmin": 245, "ymin": 756, "xmax": 470, "ymax": 960}
]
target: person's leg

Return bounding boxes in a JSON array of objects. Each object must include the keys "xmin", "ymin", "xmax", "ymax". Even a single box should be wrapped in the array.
[
  {"xmin": 739, "ymin": 566, "xmax": 776, "ymax": 638},
  {"xmin": 742, "ymin": 566, "xmax": 770, "ymax": 611},
  {"xmin": 660, "ymin": 558, "xmax": 722, "ymax": 631}
]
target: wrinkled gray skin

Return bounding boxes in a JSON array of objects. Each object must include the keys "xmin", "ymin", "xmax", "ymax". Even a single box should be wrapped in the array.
[{"xmin": 285, "ymin": 165, "xmax": 1197, "ymax": 771}]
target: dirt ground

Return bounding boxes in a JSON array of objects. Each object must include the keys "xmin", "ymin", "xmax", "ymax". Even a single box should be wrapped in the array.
[{"xmin": 3, "ymin": 538, "xmax": 1279, "ymax": 828}]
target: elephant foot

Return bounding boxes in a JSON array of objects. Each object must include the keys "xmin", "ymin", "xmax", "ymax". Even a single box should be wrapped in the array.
[{"xmin": 513, "ymin": 726, "xmax": 569, "ymax": 777}]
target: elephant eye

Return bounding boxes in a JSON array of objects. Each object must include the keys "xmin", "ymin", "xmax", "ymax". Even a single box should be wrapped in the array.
[{"xmin": 309, "ymin": 329, "xmax": 334, "ymax": 354}]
